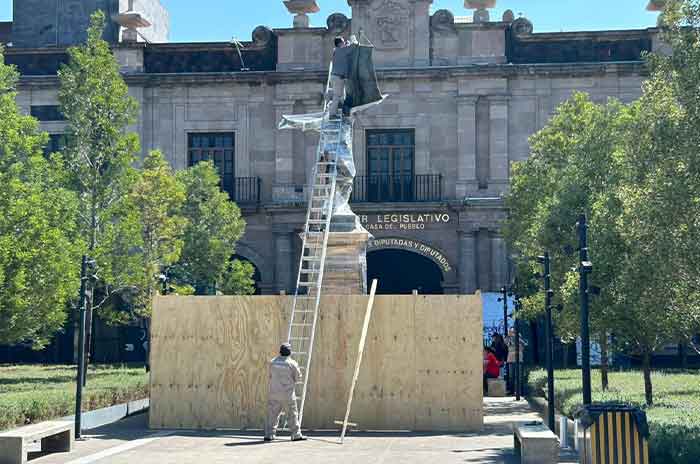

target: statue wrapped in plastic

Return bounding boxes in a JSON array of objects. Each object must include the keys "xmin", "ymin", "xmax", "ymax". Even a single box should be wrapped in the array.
[{"xmin": 278, "ymin": 42, "xmax": 386, "ymax": 233}]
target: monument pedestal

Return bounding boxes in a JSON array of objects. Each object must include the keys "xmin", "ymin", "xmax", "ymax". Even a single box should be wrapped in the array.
[{"xmin": 322, "ymin": 231, "xmax": 370, "ymax": 295}]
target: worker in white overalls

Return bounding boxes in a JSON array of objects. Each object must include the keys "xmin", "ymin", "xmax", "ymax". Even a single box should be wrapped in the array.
[{"xmin": 264, "ymin": 343, "xmax": 306, "ymax": 441}]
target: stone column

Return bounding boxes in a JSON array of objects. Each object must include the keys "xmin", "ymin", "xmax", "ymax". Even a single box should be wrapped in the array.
[
  {"xmin": 490, "ymin": 233, "xmax": 507, "ymax": 291},
  {"xmin": 488, "ymin": 96, "xmax": 510, "ymax": 189},
  {"xmin": 413, "ymin": 0, "xmax": 433, "ymax": 67},
  {"xmin": 456, "ymin": 96, "xmax": 479, "ymax": 198},
  {"xmin": 459, "ymin": 230, "xmax": 477, "ymax": 294},
  {"xmin": 274, "ymin": 227, "xmax": 294, "ymax": 293},
  {"xmin": 477, "ymin": 228, "xmax": 492, "ymax": 291},
  {"xmin": 274, "ymin": 102, "xmax": 294, "ymax": 185}
]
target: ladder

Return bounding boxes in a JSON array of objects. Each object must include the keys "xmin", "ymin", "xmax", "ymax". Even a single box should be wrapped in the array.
[{"xmin": 286, "ymin": 121, "xmax": 343, "ymax": 428}]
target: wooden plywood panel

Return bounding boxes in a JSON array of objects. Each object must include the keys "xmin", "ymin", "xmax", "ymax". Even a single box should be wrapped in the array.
[
  {"xmin": 150, "ymin": 294, "xmax": 483, "ymax": 431},
  {"xmin": 414, "ymin": 294, "xmax": 483, "ymax": 431}
]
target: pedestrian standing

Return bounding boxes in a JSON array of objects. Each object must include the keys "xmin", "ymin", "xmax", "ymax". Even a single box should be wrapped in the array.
[{"xmin": 264, "ymin": 343, "xmax": 306, "ymax": 442}]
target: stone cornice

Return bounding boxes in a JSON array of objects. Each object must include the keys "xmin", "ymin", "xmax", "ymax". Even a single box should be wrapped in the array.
[{"xmin": 16, "ymin": 61, "xmax": 648, "ymax": 89}]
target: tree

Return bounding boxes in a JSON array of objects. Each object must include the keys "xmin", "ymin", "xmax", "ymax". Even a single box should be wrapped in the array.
[
  {"xmin": 0, "ymin": 48, "xmax": 83, "ymax": 348},
  {"xmin": 505, "ymin": 93, "xmax": 629, "ymax": 389},
  {"xmin": 173, "ymin": 161, "xmax": 248, "ymax": 294},
  {"xmin": 505, "ymin": 1, "xmax": 700, "ymax": 406},
  {"xmin": 58, "ymin": 11, "xmax": 140, "ymax": 345},
  {"xmin": 220, "ymin": 260, "xmax": 256, "ymax": 296},
  {"xmin": 100, "ymin": 151, "xmax": 187, "ymax": 323}
]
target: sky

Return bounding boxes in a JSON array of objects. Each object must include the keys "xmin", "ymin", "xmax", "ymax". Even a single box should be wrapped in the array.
[{"xmin": 0, "ymin": 1, "xmax": 660, "ymax": 43}]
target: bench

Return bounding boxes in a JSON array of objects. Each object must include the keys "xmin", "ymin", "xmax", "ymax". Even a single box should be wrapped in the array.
[
  {"xmin": 487, "ymin": 378, "xmax": 507, "ymax": 397},
  {"xmin": 513, "ymin": 421, "xmax": 559, "ymax": 464},
  {"xmin": 0, "ymin": 421, "xmax": 73, "ymax": 464}
]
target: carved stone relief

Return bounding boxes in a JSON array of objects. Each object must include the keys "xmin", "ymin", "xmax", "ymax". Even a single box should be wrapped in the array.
[{"xmin": 371, "ymin": 0, "xmax": 410, "ymax": 50}]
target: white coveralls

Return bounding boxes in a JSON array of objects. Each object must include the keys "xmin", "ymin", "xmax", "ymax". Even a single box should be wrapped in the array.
[{"xmin": 265, "ymin": 355, "xmax": 303, "ymax": 439}]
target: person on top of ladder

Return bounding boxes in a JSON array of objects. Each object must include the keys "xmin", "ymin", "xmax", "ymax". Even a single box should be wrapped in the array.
[
  {"xmin": 264, "ymin": 343, "xmax": 307, "ymax": 442},
  {"xmin": 328, "ymin": 36, "xmax": 355, "ymax": 118}
]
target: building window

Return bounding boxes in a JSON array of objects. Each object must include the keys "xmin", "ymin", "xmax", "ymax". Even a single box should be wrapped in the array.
[
  {"xmin": 31, "ymin": 105, "xmax": 65, "ymax": 122},
  {"xmin": 187, "ymin": 133, "xmax": 235, "ymax": 198},
  {"xmin": 44, "ymin": 134, "xmax": 66, "ymax": 156},
  {"xmin": 366, "ymin": 129, "xmax": 415, "ymax": 202}
]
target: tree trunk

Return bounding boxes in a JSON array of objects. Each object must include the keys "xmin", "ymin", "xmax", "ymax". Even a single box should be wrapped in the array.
[
  {"xmin": 600, "ymin": 333, "xmax": 609, "ymax": 391},
  {"xmin": 642, "ymin": 351, "xmax": 653, "ymax": 406},
  {"xmin": 83, "ymin": 182, "xmax": 98, "ymax": 384}
]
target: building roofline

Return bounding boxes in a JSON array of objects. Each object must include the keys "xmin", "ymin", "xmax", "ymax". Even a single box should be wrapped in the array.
[
  {"xmin": 15, "ymin": 60, "xmax": 648, "ymax": 89},
  {"xmin": 515, "ymin": 27, "xmax": 658, "ymax": 42}
]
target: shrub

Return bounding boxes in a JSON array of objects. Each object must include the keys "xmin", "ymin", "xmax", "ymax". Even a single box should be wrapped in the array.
[
  {"xmin": 526, "ymin": 369, "xmax": 700, "ymax": 464},
  {"xmin": 0, "ymin": 364, "xmax": 148, "ymax": 431}
]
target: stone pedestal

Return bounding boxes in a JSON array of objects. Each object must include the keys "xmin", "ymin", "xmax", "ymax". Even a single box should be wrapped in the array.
[{"xmin": 322, "ymin": 231, "xmax": 370, "ymax": 295}]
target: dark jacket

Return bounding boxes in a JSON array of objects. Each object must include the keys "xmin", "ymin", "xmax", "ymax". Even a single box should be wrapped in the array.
[{"xmin": 332, "ymin": 44, "xmax": 355, "ymax": 79}]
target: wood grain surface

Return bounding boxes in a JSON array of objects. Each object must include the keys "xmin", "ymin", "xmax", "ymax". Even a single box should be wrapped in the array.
[{"xmin": 149, "ymin": 294, "xmax": 483, "ymax": 431}]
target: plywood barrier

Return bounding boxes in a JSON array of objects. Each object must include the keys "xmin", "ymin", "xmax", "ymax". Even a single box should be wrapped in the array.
[{"xmin": 149, "ymin": 294, "xmax": 483, "ymax": 432}]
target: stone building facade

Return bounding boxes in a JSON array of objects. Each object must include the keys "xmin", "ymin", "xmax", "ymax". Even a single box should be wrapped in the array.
[{"xmin": 3, "ymin": 0, "xmax": 658, "ymax": 294}]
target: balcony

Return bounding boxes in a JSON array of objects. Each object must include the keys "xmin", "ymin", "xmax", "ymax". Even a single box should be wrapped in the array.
[
  {"xmin": 229, "ymin": 177, "xmax": 261, "ymax": 205},
  {"xmin": 351, "ymin": 174, "xmax": 443, "ymax": 203}
]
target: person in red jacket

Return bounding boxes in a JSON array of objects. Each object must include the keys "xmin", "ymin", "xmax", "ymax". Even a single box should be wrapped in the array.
[{"xmin": 483, "ymin": 346, "xmax": 502, "ymax": 393}]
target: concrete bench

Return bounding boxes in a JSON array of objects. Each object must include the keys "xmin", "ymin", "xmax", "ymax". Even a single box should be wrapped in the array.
[
  {"xmin": 487, "ymin": 378, "xmax": 507, "ymax": 397},
  {"xmin": 513, "ymin": 421, "xmax": 559, "ymax": 464},
  {"xmin": 0, "ymin": 421, "xmax": 73, "ymax": 464}
]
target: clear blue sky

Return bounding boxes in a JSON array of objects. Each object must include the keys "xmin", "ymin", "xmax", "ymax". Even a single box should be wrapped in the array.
[{"xmin": 0, "ymin": 1, "xmax": 660, "ymax": 43}]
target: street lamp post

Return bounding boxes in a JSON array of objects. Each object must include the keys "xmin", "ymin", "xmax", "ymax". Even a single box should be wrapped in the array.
[
  {"xmin": 538, "ymin": 251, "xmax": 555, "ymax": 432},
  {"xmin": 514, "ymin": 296, "xmax": 522, "ymax": 401},
  {"xmin": 74, "ymin": 255, "xmax": 89, "ymax": 439},
  {"xmin": 577, "ymin": 214, "xmax": 593, "ymax": 406},
  {"xmin": 500, "ymin": 285, "xmax": 509, "ymax": 386}
]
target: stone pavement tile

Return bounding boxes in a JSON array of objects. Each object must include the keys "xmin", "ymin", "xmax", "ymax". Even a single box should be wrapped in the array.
[{"xmin": 30, "ymin": 399, "xmax": 580, "ymax": 464}]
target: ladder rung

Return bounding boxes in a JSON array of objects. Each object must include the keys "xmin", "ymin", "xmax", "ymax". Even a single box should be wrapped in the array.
[
  {"xmin": 298, "ymin": 282, "xmax": 318, "ymax": 287},
  {"xmin": 308, "ymin": 220, "xmax": 326, "ymax": 224},
  {"xmin": 292, "ymin": 323, "xmax": 313, "ymax": 327}
]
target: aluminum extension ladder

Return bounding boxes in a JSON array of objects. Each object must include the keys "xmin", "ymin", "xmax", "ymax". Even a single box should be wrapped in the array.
[{"xmin": 285, "ymin": 116, "xmax": 343, "ymax": 427}]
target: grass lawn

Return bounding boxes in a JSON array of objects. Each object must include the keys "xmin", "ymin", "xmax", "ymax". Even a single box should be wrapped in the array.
[
  {"xmin": 0, "ymin": 364, "xmax": 149, "ymax": 431},
  {"xmin": 528, "ymin": 369, "xmax": 700, "ymax": 464}
]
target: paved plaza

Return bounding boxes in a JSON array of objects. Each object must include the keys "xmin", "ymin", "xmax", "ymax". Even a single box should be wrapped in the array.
[{"xmin": 32, "ymin": 398, "xmax": 577, "ymax": 464}]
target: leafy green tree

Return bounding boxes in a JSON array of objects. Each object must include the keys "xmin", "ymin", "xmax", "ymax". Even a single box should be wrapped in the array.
[
  {"xmin": 220, "ymin": 260, "xmax": 256, "ymax": 296},
  {"xmin": 506, "ymin": 93, "xmax": 629, "ymax": 386},
  {"xmin": 100, "ymin": 151, "xmax": 187, "ymax": 323},
  {"xmin": 58, "ymin": 11, "xmax": 140, "ymax": 336},
  {"xmin": 0, "ymin": 49, "xmax": 83, "ymax": 348},
  {"xmin": 173, "ymin": 161, "xmax": 248, "ymax": 294},
  {"xmin": 505, "ymin": 0, "xmax": 700, "ymax": 405}
]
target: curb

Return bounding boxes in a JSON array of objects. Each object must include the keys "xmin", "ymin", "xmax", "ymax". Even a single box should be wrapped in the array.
[{"xmin": 61, "ymin": 398, "xmax": 149, "ymax": 430}]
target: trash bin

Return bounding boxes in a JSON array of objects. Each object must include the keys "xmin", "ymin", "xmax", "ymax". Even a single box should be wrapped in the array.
[{"xmin": 574, "ymin": 403, "xmax": 650, "ymax": 464}]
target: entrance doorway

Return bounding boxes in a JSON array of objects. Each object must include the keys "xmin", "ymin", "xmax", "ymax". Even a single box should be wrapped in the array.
[{"xmin": 367, "ymin": 249, "xmax": 443, "ymax": 294}]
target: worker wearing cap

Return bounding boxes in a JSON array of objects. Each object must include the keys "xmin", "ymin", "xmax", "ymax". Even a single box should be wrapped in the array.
[{"xmin": 264, "ymin": 343, "xmax": 306, "ymax": 441}]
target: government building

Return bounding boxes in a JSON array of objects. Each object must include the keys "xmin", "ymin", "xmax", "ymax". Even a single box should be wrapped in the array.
[{"xmin": 1, "ymin": 0, "xmax": 659, "ymax": 296}]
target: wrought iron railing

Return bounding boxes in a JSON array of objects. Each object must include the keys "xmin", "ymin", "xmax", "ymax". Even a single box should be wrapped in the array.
[
  {"xmin": 228, "ymin": 177, "xmax": 261, "ymax": 204},
  {"xmin": 351, "ymin": 174, "xmax": 443, "ymax": 203}
]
